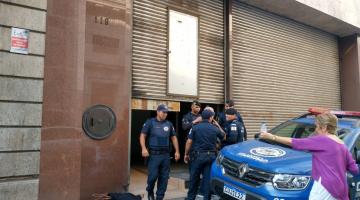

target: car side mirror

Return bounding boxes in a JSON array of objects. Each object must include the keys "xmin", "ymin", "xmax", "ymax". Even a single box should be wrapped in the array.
[{"xmin": 356, "ymin": 150, "xmax": 360, "ymax": 164}]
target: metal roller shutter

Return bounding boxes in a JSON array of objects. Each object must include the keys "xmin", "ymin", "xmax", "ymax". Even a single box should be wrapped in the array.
[
  {"xmin": 232, "ymin": 2, "xmax": 341, "ymax": 138},
  {"xmin": 132, "ymin": 0, "xmax": 224, "ymax": 103}
]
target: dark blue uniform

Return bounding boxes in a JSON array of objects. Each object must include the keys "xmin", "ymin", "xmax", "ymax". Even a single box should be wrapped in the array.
[
  {"xmin": 222, "ymin": 119, "xmax": 244, "ymax": 147},
  {"xmin": 186, "ymin": 121, "xmax": 224, "ymax": 200},
  {"xmin": 182, "ymin": 112, "xmax": 200, "ymax": 135},
  {"xmin": 141, "ymin": 118, "xmax": 176, "ymax": 200},
  {"xmin": 218, "ymin": 111, "xmax": 247, "ymax": 140}
]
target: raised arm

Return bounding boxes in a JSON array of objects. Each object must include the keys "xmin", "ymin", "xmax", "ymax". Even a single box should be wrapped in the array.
[{"xmin": 259, "ymin": 132, "xmax": 292, "ymax": 146}]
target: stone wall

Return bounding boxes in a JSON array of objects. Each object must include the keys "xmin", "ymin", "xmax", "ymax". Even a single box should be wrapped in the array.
[{"xmin": 0, "ymin": 1, "xmax": 46, "ymax": 199}]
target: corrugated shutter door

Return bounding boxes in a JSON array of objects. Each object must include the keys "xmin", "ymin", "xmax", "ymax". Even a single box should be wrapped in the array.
[
  {"xmin": 132, "ymin": 0, "xmax": 224, "ymax": 103},
  {"xmin": 232, "ymin": 2, "xmax": 341, "ymax": 138}
]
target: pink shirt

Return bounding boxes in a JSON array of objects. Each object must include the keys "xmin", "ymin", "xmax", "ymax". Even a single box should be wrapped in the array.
[{"xmin": 292, "ymin": 135, "xmax": 359, "ymax": 200}]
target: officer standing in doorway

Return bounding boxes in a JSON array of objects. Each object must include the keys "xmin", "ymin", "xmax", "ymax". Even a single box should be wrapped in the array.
[
  {"xmin": 182, "ymin": 100, "xmax": 202, "ymax": 136},
  {"xmin": 184, "ymin": 109, "xmax": 225, "ymax": 200},
  {"xmin": 218, "ymin": 99, "xmax": 247, "ymax": 140},
  {"xmin": 222, "ymin": 108, "xmax": 245, "ymax": 148},
  {"xmin": 139, "ymin": 104, "xmax": 180, "ymax": 200}
]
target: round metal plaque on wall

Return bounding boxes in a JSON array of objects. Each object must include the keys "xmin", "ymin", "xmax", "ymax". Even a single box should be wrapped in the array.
[{"xmin": 82, "ymin": 105, "xmax": 116, "ymax": 140}]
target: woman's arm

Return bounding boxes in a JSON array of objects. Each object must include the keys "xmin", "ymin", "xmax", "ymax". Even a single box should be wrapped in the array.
[{"xmin": 259, "ymin": 132, "xmax": 292, "ymax": 146}]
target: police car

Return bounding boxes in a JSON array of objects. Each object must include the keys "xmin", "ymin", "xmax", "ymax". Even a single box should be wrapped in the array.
[{"xmin": 210, "ymin": 108, "xmax": 360, "ymax": 200}]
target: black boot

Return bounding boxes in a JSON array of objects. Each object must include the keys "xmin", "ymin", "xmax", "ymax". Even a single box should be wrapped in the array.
[{"xmin": 148, "ymin": 193, "xmax": 155, "ymax": 200}]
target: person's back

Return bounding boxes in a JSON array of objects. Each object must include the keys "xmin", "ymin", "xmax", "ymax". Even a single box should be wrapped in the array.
[
  {"xmin": 190, "ymin": 121, "xmax": 220, "ymax": 152},
  {"xmin": 292, "ymin": 135, "xmax": 358, "ymax": 200},
  {"xmin": 185, "ymin": 109, "xmax": 224, "ymax": 200}
]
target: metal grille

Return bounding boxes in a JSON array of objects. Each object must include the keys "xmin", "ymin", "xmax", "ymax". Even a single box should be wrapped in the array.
[
  {"xmin": 232, "ymin": 2, "xmax": 341, "ymax": 138},
  {"xmin": 221, "ymin": 157, "xmax": 274, "ymax": 186},
  {"xmin": 132, "ymin": 0, "xmax": 224, "ymax": 103}
]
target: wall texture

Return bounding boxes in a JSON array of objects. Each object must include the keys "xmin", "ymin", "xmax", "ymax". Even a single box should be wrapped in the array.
[
  {"xmin": 296, "ymin": 0, "xmax": 360, "ymax": 28},
  {"xmin": 238, "ymin": 0, "xmax": 360, "ymax": 36},
  {"xmin": 0, "ymin": 1, "xmax": 46, "ymax": 199},
  {"xmin": 339, "ymin": 35, "xmax": 360, "ymax": 111}
]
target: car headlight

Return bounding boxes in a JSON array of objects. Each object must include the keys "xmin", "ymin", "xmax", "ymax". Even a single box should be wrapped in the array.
[
  {"xmin": 272, "ymin": 174, "xmax": 311, "ymax": 190},
  {"xmin": 216, "ymin": 153, "xmax": 224, "ymax": 165}
]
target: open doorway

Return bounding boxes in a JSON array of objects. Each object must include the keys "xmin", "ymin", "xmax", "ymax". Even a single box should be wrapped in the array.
[{"xmin": 128, "ymin": 102, "xmax": 223, "ymax": 199}]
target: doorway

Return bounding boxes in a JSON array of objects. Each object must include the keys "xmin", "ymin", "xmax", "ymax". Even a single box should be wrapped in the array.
[{"xmin": 128, "ymin": 102, "xmax": 223, "ymax": 199}]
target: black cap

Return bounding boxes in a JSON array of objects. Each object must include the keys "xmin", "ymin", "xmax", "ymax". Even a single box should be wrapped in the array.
[
  {"xmin": 225, "ymin": 99, "xmax": 235, "ymax": 107},
  {"xmin": 201, "ymin": 109, "xmax": 215, "ymax": 119},
  {"xmin": 157, "ymin": 104, "xmax": 169, "ymax": 112},
  {"xmin": 225, "ymin": 108, "xmax": 237, "ymax": 115},
  {"xmin": 192, "ymin": 100, "xmax": 201, "ymax": 107}
]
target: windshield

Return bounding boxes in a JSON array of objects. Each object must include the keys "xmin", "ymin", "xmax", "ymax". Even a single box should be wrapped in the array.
[{"xmin": 261, "ymin": 120, "xmax": 351, "ymax": 147}]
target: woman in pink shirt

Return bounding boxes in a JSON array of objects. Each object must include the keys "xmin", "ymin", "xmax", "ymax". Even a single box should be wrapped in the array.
[{"xmin": 260, "ymin": 113, "xmax": 359, "ymax": 200}]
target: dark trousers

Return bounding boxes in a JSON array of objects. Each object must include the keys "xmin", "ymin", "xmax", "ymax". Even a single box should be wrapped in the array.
[
  {"xmin": 186, "ymin": 153, "xmax": 216, "ymax": 200},
  {"xmin": 146, "ymin": 154, "xmax": 170, "ymax": 200}
]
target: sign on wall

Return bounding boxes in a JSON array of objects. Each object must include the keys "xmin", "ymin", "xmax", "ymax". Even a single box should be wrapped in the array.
[
  {"xmin": 10, "ymin": 28, "xmax": 29, "ymax": 54},
  {"xmin": 167, "ymin": 10, "xmax": 199, "ymax": 96}
]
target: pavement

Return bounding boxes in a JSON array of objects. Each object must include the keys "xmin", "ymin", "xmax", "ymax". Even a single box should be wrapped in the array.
[
  {"xmin": 128, "ymin": 165, "xmax": 221, "ymax": 200},
  {"xmin": 128, "ymin": 167, "xmax": 188, "ymax": 200}
]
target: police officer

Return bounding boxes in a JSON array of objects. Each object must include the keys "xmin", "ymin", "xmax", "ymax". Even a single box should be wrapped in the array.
[
  {"xmin": 184, "ymin": 109, "xmax": 225, "ymax": 200},
  {"xmin": 139, "ymin": 104, "xmax": 180, "ymax": 200},
  {"xmin": 218, "ymin": 99, "xmax": 247, "ymax": 140},
  {"xmin": 182, "ymin": 100, "xmax": 202, "ymax": 136},
  {"xmin": 222, "ymin": 108, "xmax": 245, "ymax": 148}
]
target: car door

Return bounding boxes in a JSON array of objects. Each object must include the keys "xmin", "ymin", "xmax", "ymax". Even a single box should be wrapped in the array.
[{"xmin": 348, "ymin": 130, "xmax": 360, "ymax": 200}]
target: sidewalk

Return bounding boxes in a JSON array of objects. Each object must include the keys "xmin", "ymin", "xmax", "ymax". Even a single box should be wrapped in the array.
[{"xmin": 128, "ymin": 168, "xmax": 188, "ymax": 200}]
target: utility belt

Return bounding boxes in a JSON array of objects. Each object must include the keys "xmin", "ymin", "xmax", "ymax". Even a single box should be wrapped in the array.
[
  {"xmin": 149, "ymin": 149, "xmax": 170, "ymax": 155},
  {"xmin": 191, "ymin": 150, "xmax": 216, "ymax": 156}
]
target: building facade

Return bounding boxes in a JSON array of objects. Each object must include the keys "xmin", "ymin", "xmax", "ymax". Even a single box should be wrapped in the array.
[{"xmin": 0, "ymin": 0, "xmax": 360, "ymax": 199}]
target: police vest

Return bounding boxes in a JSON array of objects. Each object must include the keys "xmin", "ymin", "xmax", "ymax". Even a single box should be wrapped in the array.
[
  {"xmin": 147, "ymin": 119, "xmax": 172, "ymax": 150},
  {"xmin": 226, "ymin": 120, "xmax": 244, "ymax": 144}
]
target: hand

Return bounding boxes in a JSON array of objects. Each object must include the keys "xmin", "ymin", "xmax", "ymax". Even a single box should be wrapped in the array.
[
  {"xmin": 213, "ymin": 119, "xmax": 220, "ymax": 127},
  {"xmin": 259, "ymin": 132, "xmax": 274, "ymax": 140},
  {"xmin": 142, "ymin": 148, "xmax": 149, "ymax": 158},
  {"xmin": 184, "ymin": 154, "xmax": 190, "ymax": 164},
  {"xmin": 174, "ymin": 152, "xmax": 180, "ymax": 161},
  {"xmin": 193, "ymin": 117, "xmax": 202, "ymax": 124}
]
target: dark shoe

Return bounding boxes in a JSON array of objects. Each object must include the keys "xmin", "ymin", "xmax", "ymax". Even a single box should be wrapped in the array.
[{"xmin": 148, "ymin": 193, "xmax": 155, "ymax": 200}]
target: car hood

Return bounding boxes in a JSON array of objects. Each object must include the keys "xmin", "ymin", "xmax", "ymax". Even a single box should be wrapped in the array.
[{"xmin": 220, "ymin": 140, "xmax": 312, "ymax": 175}]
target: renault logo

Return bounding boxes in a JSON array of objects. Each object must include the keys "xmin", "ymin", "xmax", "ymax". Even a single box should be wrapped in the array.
[{"xmin": 238, "ymin": 163, "xmax": 249, "ymax": 179}]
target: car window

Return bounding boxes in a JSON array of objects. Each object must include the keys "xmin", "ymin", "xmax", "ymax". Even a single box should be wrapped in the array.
[
  {"xmin": 271, "ymin": 121, "xmax": 350, "ymax": 139},
  {"xmin": 271, "ymin": 122, "xmax": 316, "ymax": 138},
  {"xmin": 352, "ymin": 134, "xmax": 360, "ymax": 161},
  {"xmin": 272, "ymin": 122, "xmax": 298, "ymax": 137}
]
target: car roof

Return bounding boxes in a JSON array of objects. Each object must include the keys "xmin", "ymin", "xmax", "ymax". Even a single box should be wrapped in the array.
[{"xmin": 291, "ymin": 117, "xmax": 359, "ymax": 129}]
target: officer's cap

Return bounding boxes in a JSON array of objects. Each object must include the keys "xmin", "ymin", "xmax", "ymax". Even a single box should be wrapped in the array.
[
  {"xmin": 201, "ymin": 109, "xmax": 215, "ymax": 119},
  {"xmin": 225, "ymin": 108, "xmax": 237, "ymax": 115},
  {"xmin": 157, "ymin": 104, "xmax": 169, "ymax": 112}
]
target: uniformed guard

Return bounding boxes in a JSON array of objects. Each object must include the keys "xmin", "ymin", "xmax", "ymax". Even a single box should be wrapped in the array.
[
  {"xmin": 184, "ymin": 109, "xmax": 225, "ymax": 200},
  {"xmin": 139, "ymin": 104, "xmax": 180, "ymax": 200},
  {"xmin": 182, "ymin": 100, "xmax": 202, "ymax": 136},
  {"xmin": 222, "ymin": 108, "xmax": 245, "ymax": 148},
  {"xmin": 218, "ymin": 99, "xmax": 247, "ymax": 140}
]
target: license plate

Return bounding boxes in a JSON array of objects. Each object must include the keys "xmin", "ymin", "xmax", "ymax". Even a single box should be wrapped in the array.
[{"xmin": 223, "ymin": 184, "xmax": 246, "ymax": 200}]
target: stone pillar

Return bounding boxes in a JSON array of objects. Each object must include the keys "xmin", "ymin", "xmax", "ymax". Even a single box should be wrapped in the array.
[
  {"xmin": 0, "ymin": 1, "xmax": 46, "ymax": 199},
  {"xmin": 39, "ymin": 0, "xmax": 132, "ymax": 199},
  {"xmin": 339, "ymin": 35, "xmax": 360, "ymax": 111}
]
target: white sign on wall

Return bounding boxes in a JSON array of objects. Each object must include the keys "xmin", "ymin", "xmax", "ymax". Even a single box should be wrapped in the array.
[
  {"xmin": 10, "ymin": 27, "xmax": 29, "ymax": 54},
  {"xmin": 167, "ymin": 10, "xmax": 198, "ymax": 96}
]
